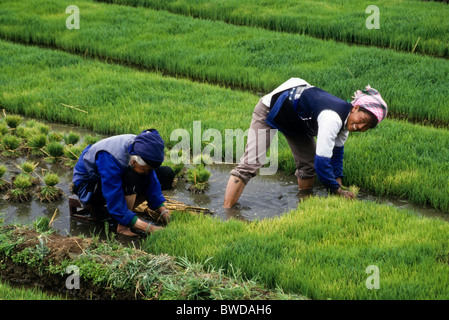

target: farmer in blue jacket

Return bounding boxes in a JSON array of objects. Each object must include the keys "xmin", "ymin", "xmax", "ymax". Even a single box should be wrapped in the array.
[
  {"xmin": 72, "ymin": 129, "xmax": 174, "ymax": 236},
  {"xmin": 223, "ymin": 78, "xmax": 388, "ymax": 208}
]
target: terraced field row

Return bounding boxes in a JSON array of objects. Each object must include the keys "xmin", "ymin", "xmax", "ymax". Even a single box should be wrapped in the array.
[
  {"xmin": 96, "ymin": 0, "xmax": 449, "ymax": 58},
  {"xmin": 2, "ymin": 40, "xmax": 449, "ymax": 212},
  {"xmin": 1, "ymin": 0, "xmax": 449, "ymax": 124}
]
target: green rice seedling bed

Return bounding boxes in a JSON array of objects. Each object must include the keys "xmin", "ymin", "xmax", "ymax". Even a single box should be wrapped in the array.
[
  {"xmin": 144, "ymin": 196, "xmax": 449, "ymax": 300},
  {"xmin": 1, "ymin": 0, "xmax": 449, "ymax": 124},
  {"xmin": 96, "ymin": 0, "xmax": 449, "ymax": 58},
  {"xmin": 1, "ymin": 40, "xmax": 449, "ymax": 212},
  {"xmin": 0, "ymin": 279, "xmax": 66, "ymax": 300}
]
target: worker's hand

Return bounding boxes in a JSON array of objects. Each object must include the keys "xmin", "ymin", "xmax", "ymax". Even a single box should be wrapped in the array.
[
  {"xmin": 159, "ymin": 207, "xmax": 170, "ymax": 225},
  {"xmin": 337, "ymin": 188, "xmax": 356, "ymax": 199}
]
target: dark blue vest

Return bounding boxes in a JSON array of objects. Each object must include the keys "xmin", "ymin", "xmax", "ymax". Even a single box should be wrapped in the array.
[{"xmin": 265, "ymin": 87, "xmax": 352, "ymax": 137}]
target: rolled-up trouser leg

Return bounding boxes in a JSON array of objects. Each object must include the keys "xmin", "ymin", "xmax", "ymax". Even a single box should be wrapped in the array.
[{"xmin": 230, "ymin": 99, "xmax": 276, "ymax": 185}]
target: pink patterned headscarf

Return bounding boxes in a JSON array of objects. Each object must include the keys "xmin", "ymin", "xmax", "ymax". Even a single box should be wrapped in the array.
[{"xmin": 351, "ymin": 85, "xmax": 388, "ymax": 125}]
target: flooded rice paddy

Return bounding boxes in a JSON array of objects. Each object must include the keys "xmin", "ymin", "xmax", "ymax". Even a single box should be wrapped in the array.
[{"xmin": 1, "ymin": 121, "xmax": 448, "ymax": 239}]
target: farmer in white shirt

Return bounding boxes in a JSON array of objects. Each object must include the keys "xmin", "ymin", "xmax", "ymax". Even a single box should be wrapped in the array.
[{"xmin": 223, "ymin": 78, "xmax": 388, "ymax": 208}]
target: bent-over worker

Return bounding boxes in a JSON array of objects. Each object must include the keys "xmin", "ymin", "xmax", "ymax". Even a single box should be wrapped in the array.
[
  {"xmin": 72, "ymin": 129, "xmax": 174, "ymax": 236},
  {"xmin": 223, "ymin": 78, "xmax": 388, "ymax": 208}
]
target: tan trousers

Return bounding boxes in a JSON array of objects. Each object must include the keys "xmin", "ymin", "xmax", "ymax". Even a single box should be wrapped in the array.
[{"xmin": 230, "ymin": 99, "xmax": 316, "ymax": 184}]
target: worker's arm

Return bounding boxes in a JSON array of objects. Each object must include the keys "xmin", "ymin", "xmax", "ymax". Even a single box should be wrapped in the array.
[
  {"xmin": 143, "ymin": 170, "xmax": 166, "ymax": 210},
  {"xmin": 143, "ymin": 170, "xmax": 169, "ymax": 223},
  {"xmin": 315, "ymin": 111, "xmax": 354, "ymax": 198},
  {"xmin": 96, "ymin": 151, "xmax": 137, "ymax": 227}
]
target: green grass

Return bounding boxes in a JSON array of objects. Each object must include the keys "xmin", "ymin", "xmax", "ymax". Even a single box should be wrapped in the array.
[
  {"xmin": 2, "ymin": 40, "xmax": 449, "ymax": 212},
  {"xmin": 0, "ymin": 279, "xmax": 66, "ymax": 300},
  {"xmin": 97, "ymin": 0, "xmax": 449, "ymax": 58},
  {"xmin": 344, "ymin": 120, "xmax": 449, "ymax": 211},
  {"xmin": 144, "ymin": 196, "xmax": 449, "ymax": 300},
  {"xmin": 1, "ymin": 0, "xmax": 449, "ymax": 124}
]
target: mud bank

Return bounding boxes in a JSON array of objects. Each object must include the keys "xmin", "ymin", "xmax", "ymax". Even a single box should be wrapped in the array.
[
  {"xmin": 0, "ymin": 225, "xmax": 136, "ymax": 299},
  {"xmin": 0, "ymin": 224, "xmax": 302, "ymax": 300}
]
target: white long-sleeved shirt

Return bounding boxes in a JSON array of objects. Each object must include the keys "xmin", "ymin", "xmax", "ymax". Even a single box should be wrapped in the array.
[
  {"xmin": 262, "ymin": 78, "xmax": 349, "ymax": 159},
  {"xmin": 316, "ymin": 110, "xmax": 349, "ymax": 158}
]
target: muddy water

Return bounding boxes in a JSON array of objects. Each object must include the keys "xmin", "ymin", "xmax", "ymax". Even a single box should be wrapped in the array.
[{"xmin": 1, "ymin": 121, "xmax": 448, "ymax": 239}]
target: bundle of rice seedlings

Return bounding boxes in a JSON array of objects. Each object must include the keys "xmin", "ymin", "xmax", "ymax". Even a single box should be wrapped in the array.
[
  {"xmin": 0, "ymin": 123, "xmax": 8, "ymax": 136},
  {"xmin": 186, "ymin": 164, "xmax": 211, "ymax": 193},
  {"xmin": 5, "ymin": 174, "xmax": 32, "ymax": 202},
  {"xmin": 83, "ymin": 134, "xmax": 101, "ymax": 146},
  {"xmin": 349, "ymin": 185, "xmax": 360, "ymax": 196},
  {"xmin": 191, "ymin": 154, "xmax": 214, "ymax": 166},
  {"xmin": 45, "ymin": 141, "xmax": 64, "ymax": 163},
  {"xmin": 63, "ymin": 131, "xmax": 80, "ymax": 146},
  {"xmin": 4, "ymin": 115, "xmax": 22, "ymax": 129},
  {"xmin": 14, "ymin": 126, "xmax": 26, "ymax": 139},
  {"xmin": 25, "ymin": 119, "xmax": 39, "ymax": 128},
  {"xmin": 1, "ymin": 134, "xmax": 22, "ymax": 157},
  {"xmin": 36, "ymin": 172, "xmax": 63, "ymax": 202},
  {"xmin": 48, "ymin": 131, "xmax": 63, "ymax": 142},
  {"xmin": 37, "ymin": 124, "xmax": 50, "ymax": 135},
  {"xmin": 134, "ymin": 198, "xmax": 214, "ymax": 221},
  {"xmin": 27, "ymin": 133, "xmax": 47, "ymax": 156},
  {"xmin": 340, "ymin": 185, "xmax": 360, "ymax": 197},
  {"xmin": 0, "ymin": 164, "xmax": 11, "ymax": 192},
  {"xmin": 15, "ymin": 161, "xmax": 39, "ymax": 186},
  {"xmin": 16, "ymin": 127, "xmax": 40, "ymax": 142}
]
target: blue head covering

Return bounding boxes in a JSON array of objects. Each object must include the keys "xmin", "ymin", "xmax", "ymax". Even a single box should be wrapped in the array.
[{"xmin": 131, "ymin": 129, "xmax": 165, "ymax": 168}]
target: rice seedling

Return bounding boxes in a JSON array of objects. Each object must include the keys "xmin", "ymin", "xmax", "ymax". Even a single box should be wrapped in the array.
[
  {"xmin": 14, "ymin": 161, "xmax": 39, "ymax": 186},
  {"xmin": 44, "ymin": 141, "xmax": 65, "ymax": 163},
  {"xmin": 19, "ymin": 161, "xmax": 38, "ymax": 174},
  {"xmin": 38, "ymin": 124, "xmax": 50, "ymax": 135},
  {"xmin": 145, "ymin": 196, "xmax": 449, "ymax": 299},
  {"xmin": 15, "ymin": 127, "xmax": 39, "ymax": 141},
  {"xmin": 186, "ymin": 164, "xmax": 211, "ymax": 193},
  {"xmin": 36, "ymin": 172, "xmax": 62, "ymax": 202},
  {"xmin": 0, "ymin": 123, "xmax": 8, "ymax": 136},
  {"xmin": 2, "ymin": 1, "xmax": 449, "ymax": 124},
  {"xmin": 0, "ymin": 279, "xmax": 66, "ymax": 300},
  {"xmin": 47, "ymin": 132, "xmax": 63, "ymax": 143},
  {"xmin": 98, "ymin": 0, "xmax": 449, "ymax": 58},
  {"xmin": 341, "ymin": 185, "xmax": 360, "ymax": 196},
  {"xmin": 0, "ymin": 164, "xmax": 11, "ymax": 192},
  {"xmin": 1, "ymin": 134, "xmax": 22, "ymax": 157},
  {"xmin": 83, "ymin": 134, "xmax": 101, "ymax": 146},
  {"xmin": 25, "ymin": 119, "xmax": 39, "ymax": 128},
  {"xmin": 5, "ymin": 174, "xmax": 32, "ymax": 202},
  {"xmin": 162, "ymin": 159, "xmax": 185, "ymax": 178},
  {"xmin": 191, "ymin": 154, "xmax": 214, "ymax": 167},
  {"xmin": 12, "ymin": 126, "xmax": 25, "ymax": 139},
  {"xmin": 27, "ymin": 133, "xmax": 47, "ymax": 156},
  {"xmin": 63, "ymin": 131, "xmax": 80, "ymax": 146},
  {"xmin": 4, "ymin": 115, "xmax": 22, "ymax": 129}
]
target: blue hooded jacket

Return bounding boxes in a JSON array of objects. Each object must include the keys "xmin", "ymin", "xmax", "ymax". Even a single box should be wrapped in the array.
[{"xmin": 72, "ymin": 132, "xmax": 166, "ymax": 226}]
